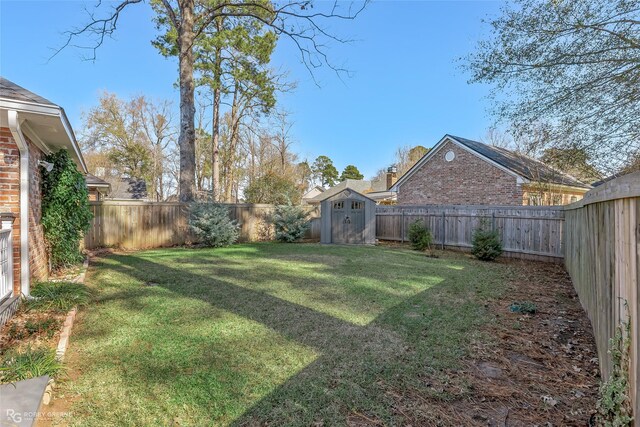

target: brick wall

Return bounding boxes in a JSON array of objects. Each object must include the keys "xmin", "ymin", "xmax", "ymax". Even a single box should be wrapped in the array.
[
  {"xmin": 0, "ymin": 127, "xmax": 48, "ymax": 296},
  {"xmin": 397, "ymin": 140, "xmax": 523, "ymax": 206},
  {"xmin": 88, "ymin": 189, "xmax": 101, "ymax": 201}
]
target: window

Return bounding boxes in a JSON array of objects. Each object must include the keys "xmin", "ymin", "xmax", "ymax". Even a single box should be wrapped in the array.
[
  {"xmin": 351, "ymin": 201, "xmax": 364, "ymax": 210},
  {"xmin": 527, "ymin": 193, "xmax": 543, "ymax": 206},
  {"xmin": 551, "ymin": 194, "xmax": 563, "ymax": 205},
  {"xmin": 333, "ymin": 201, "xmax": 344, "ymax": 209},
  {"xmin": 570, "ymin": 195, "xmax": 578, "ymax": 203},
  {"xmin": 444, "ymin": 150, "xmax": 455, "ymax": 162}
]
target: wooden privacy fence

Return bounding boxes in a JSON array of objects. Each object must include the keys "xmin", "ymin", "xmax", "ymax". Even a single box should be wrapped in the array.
[
  {"xmin": 564, "ymin": 172, "xmax": 640, "ymax": 417},
  {"xmin": 376, "ymin": 205, "xmax": 565, "ymax": 260},
  {"xmin": 84, "ymin": 201, "xmax": 320, "ymax": 249}
]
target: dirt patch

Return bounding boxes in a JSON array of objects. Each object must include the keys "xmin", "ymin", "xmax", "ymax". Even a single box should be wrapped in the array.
[{"xmin": 379, "ymin": 259, "xmax": 600, "ymax": 426}]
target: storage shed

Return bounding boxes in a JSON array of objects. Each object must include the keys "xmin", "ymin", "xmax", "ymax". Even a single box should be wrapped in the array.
[{"xmin": 320, "ymin": 189, "xmax": 376, "ymax": 244}]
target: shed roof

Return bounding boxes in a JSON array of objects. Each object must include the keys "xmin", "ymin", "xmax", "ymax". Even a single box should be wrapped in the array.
[{"xmin": 311, "ymin": 180, "xmax": 374, "ymax": 203}]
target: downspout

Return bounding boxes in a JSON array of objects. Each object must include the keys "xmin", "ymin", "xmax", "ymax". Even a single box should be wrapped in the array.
[{"xmin": 7, "ymin": 110, "xmax": 30, "ymax": 297}]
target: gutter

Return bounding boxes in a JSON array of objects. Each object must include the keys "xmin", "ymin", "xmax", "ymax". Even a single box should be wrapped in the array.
[
  {"xmin": 7, "ymin": 110, "xmax": 30, "ymax": 297},
  {"xmin": 0, "ymin": 98, "xmax": 87, "ymax": 174}
]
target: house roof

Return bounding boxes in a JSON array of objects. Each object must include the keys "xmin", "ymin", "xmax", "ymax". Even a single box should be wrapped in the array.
[
  {"xmin": 393, "ymin": 134, "xmax": 591, "ymax": 191},
  {"xmin": 0, "ymin": 78, "xmax": 56, "ymax": 106},
  {"xmin": 108, "ymin": 178, "xmax": 148, "ymax": 200},
  {"xmin": 0, "ymin": 77, "xmax": 87, "ymax": 173},
  {"xmin": 302, "ymin": 186, "xmax": 325, "ymax": 199},
  {"xmin": 365, "ymin": 190, "xmax": 397, "ymax": 201},
  {"xmin": 86, "ymin": 174, "xmax": 111, "ymax": 192}
]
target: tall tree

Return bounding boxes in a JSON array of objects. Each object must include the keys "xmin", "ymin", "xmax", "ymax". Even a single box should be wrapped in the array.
[
  {"xmin": 296, "ymin": 161, "xmax": 313, "ymax": 192},
  {"xmin": 155, "ymin": 11, "xmax": 280, "ymax": 200},
  {"xmin": 59, "ymin": 0, "xmax": 368, "ymax": 201},
  {"xmin": 466, "ymin": 0, "xmax": 640, "ymax": 173},
  {"xmin": 340, "ymin": 164, "xmax": 364, "ymax": 181},
  {"xmin": 312, "ymin": 155, "xmax": 339, "ymax": 188}
]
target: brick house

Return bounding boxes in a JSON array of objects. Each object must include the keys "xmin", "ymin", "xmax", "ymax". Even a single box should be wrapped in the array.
[
  {"xmin": 86, "ymin": 173, "xmax": 111, "ymax": 201},
  {"xmin": 392, "ymin": 134, "xmax": 591, "ymax": 206},
  {"xmin": 0, "ymin": 77, "xmax": 87, "ymax": 322}
]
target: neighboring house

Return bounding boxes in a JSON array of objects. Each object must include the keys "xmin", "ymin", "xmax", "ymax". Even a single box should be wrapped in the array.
[
  {"xmin": 309, "ymin": 168, "xmax": 399, "ymax": 205},
  {"xmin": 0, "ymin": 77, "xmax": 87, "ymax": 322},
  {"xmin": 86, "ymin": 173, "xmax": 111, "ymax": 201},
  {"xmin": 107, "ymin": 178, "xmax": 148, "ymax": 200},
  {"xmin": 302, "ymin": 186, "xmax": 324, "ymax": 205},
  {"xmin": 392, "ymin": 135, "xmax": 591, "ymax": 206}
]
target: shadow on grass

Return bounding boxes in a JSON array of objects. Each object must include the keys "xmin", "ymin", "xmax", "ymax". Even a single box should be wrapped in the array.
[{"xmin": 76, "ymin": 244, "xmax": 504, "ymax": 426}]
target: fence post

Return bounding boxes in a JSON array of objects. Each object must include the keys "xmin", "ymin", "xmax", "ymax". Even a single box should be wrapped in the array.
[
  {"xmin": 491, "ymin": 212, "xmax": 496, "ymax": 232},
  {"xmin": 441, "ymin": 211, "xmax": 445, "ymax": 250},
  {"xmin": 401, "ymin": 209, "xmax": 405, "ymax": 243}
]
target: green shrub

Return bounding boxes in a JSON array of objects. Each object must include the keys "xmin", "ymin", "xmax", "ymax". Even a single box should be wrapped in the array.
[
  {"xmin": 596, "ymin": 322, "xmax": 633, "ymax": 426},
  {"xmin": 509, "ymin": 301, "xmax": 537, "ymax": 314},
  {"xmin": 41, "ymin": 150, "xmax": 92, "ymax": 270},
  {"xmin": 0, "ymin": 347, "xmax": 63, "ymax": 384},
  {"xmin": 25, "ymin": 281, "xmax": 90, "ymax": 312},
  {"xmin": 188, "ymin": 202, "xmax": 239, "ymax": 247},
  {"xmin": 271, "ymin": 205, "xmax": 310, "ymax": 243},
  {"xmin": 471, "ymin": 226, "xmax": 503, "ymax": 261},
  {"xmin": 408, "ymin": 219, "xmax": 432, "ymax": 251}
]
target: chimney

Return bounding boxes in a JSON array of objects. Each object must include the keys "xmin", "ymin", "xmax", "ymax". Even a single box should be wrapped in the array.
[{"xmin": 386, "ymin": 166, "xmax": 398, "ymax": 190}]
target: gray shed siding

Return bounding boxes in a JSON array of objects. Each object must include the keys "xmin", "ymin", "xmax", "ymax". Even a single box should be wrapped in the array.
[{"xmin": 320, "ymin": 189, "xmax": 376, "ymax": 244}]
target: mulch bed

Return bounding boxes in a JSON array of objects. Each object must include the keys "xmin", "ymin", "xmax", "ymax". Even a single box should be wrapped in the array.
[
  {"xmin": 0, "ymin": 267, "xmax": 83, "ymax": 355},
  {"xmin": 382, "ymin": 258, "xmax": 600, "ymax": 426},
  {"xmin": 0, "ymin": 309, "xmax": 66, "ymax": 354}
]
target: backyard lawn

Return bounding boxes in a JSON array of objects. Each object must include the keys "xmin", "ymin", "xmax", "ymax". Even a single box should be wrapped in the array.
[{"xmin": 45, "ymin": 243, "xmax": 598, "ymax": 426}]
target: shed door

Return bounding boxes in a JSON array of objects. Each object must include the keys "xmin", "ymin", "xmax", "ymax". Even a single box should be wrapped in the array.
[{"xmin": 331, "ymin": 199, "xmax": 365, "ymax": 244}]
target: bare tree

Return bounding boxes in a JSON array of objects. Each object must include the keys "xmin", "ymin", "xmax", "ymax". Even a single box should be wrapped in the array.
[
  {"xmin": 466, "ymin": 0, "xmax": 640, "ymax": 173},
  {"xmin": 80, "ymin": 92, "xmax": 177, "ymax": 200}
]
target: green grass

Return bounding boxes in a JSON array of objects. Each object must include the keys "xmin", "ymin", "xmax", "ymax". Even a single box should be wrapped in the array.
[{"xmin": 62, "ymin": 243, "xmax": 510, "ymax": 426}]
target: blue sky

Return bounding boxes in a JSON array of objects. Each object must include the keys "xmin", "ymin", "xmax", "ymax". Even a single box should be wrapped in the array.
[{"xmin": 0, "ymin": 0, "xmax": 501, "ymax": 178}]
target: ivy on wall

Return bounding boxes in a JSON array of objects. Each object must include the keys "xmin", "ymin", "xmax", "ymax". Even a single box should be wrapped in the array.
[{"xmin": 41, "ymin": 150, "xmax": 92, "ymax": 270}]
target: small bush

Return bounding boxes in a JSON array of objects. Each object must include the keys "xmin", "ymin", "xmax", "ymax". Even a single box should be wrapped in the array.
[
  {"xmin": 188, "ymin": 202, "xmax": 239, "ymax": 247},
  {"xmin": 408, "ymin": 220, "xmax": 432, "ymax": 251},
  {"xmin": 472, "ymin": 227, "xmax": 503, "ymax": 261},
  {"xmin": 0, "ymin": 347, "xmax": 63, "ymax": 384},
  {"xmin": 272, "ymin": 205, "xmax": 310, "ymax": 243},
  {"xmin": 509, "ymin": 301, "xmax": 537, "ymax": 314},
  {"xmin": 596, "ymin": 321, "xmax": 633, "ymax": 426},
  {"xmin": 25, "ymin": 281, "xmax": 90, "ymax": 312}
]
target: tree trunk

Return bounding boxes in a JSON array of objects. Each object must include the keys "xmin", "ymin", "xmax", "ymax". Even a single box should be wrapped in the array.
[
  {"xmin": 225, "ymin": 88, "xmax": 239, "ymax": 202},
  {"xmin": 177, "ymin": 0, "xmax": 196, "ymax": 202},
  {"xmin": 211, "ymin": 20, "xmax": 223, "ymax": 202},
  {"xmin": 211, "ymin": 69, "xmax": 221, "ymax": 201}
]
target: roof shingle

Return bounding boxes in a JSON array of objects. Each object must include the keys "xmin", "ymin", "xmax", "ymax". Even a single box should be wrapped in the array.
[
  {"xmin": 0, "ymin": 77, "xmax": 56, "ymax": 106},
  {"xmin": 447, "ymin": 135, "xmax": 591, "ymax": 189}
]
